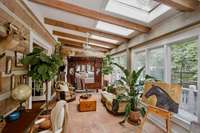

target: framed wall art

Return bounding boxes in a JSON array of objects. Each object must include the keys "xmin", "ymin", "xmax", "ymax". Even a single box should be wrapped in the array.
[
  {"xmin": 15, "ymin": 51, "xmax": 24, "ymax": 67},
  {"xmin": 5, "ymin": 56, "xmax": 12, "ymax": 74}
]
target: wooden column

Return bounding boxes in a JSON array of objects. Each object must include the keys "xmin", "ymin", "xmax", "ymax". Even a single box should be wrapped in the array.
[{"xmin": 126, "ymin": 45, "xmax": 131, "ymax": 71}]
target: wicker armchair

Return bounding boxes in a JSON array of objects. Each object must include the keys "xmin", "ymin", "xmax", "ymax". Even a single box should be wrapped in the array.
[{"xmin": 56, "ymin": 81, "xmax": 76, "ymax": 102}]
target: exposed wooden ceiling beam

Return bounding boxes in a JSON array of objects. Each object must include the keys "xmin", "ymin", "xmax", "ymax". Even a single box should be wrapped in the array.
[
  {"xmin": 58, "ymin": 38, "xmax": 109, "ymax": 52},
  {"xmin": 44, "ymin": 18, "xmax": 128, "ymax": 42},
  {"xmin": 53, "ymin": 30, "xmax": 117, "ymax": 48},
  {"xmin": 62, "ymin": 46, "xmax": 106, "ymax": 54},
  {"xmin": 155, "ymin": 0, "xmax": 199, "ymax": 11},
  {"xmin": 30, "ymin": 0, "xmax": 150, "ymax": 32}
]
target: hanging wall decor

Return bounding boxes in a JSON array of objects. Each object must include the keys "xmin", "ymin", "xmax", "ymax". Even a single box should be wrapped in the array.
[
  {"xmin": 143, "ymin": 82, "xmax": 181, "ymax": 113},
  {"xmin": 15, "ymin": 51, "xmax": 24, "ymax": 67},
  {"xmin": 5, "ymin": 56, "xmax": 12, "ymax": 74},
  {"xmin": 11, "ymin": 74, "xmax": 15, "ymax": 89}
]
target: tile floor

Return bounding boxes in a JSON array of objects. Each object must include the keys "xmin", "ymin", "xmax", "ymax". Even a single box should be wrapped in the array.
[{"xmin": 68, "ymin": 92, "xmax": 164, "ymax": 133}]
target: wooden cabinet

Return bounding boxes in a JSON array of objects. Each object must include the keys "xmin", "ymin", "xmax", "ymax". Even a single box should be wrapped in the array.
[{"xmin": 67, "ymin": 57, "xmax": 102, "ymax": 92}]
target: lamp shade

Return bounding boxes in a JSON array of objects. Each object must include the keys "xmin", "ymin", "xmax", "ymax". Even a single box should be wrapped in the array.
[{"xmin": 12, "ymin": 84, "xmax": 32, "ymax": 102}]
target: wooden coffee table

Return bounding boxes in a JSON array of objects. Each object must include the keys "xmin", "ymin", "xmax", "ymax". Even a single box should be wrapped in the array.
[{"xmin": 79, "ymin": 95, "xmax": 96, "ymax": 112}]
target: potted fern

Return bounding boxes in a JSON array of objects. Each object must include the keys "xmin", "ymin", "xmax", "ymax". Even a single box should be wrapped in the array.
[
  {"xmin": 114, "ymin": 63, "xmax": 155, "ymax": 125},
  {"xmin": 21, "ymin": 48, "xmax": 63, "ymax": 112}
]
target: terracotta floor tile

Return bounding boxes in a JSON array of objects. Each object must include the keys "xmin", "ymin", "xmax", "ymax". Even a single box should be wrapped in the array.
[{"xmin": 69, "ymin": 92, "xmax": 164, "ymax": 133}]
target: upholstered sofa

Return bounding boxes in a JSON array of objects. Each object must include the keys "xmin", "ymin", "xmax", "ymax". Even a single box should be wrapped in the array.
[{"xmin": 101, "ymin": 85, "xmax": 128, "ymax": 114}]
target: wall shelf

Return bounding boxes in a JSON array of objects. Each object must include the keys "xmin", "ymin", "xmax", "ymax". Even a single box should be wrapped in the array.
[
  {"xmin": 0, "ymin": 97, "xmax": 19, "ymax": 117},
  {"xmin": 0, "ymin": 90, "xmax": 10, "ymax": 101},
  {"xmin": 1, "ymin": 70, "xmax": 28, "ymax": 77}
]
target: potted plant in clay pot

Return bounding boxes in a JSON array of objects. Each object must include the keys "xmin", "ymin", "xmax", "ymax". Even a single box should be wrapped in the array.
[
  {"xmin": 113, "ymin": 63, "xmax": 156, "ymax": 125},
  {"xmin": 21, "ymin": 48, "xmax": 63, "ymax": 113}
]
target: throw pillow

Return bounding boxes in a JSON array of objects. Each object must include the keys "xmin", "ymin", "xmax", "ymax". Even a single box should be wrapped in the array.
[{"xmin": 59, "ymin": 84, "xmax": 69, "ymax": 92}]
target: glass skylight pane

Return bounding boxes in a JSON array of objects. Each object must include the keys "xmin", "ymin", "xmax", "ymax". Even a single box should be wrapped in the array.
[
  {"xmin": 90, "ymin": 35, "xmax": 119, "ymax": 44},
  {"xmin": 96, "ymin": 21, "xmax": 134, "ymax": 36},
  {"xmin": 117, "ymin": 0, "xmax": 159, "ymax": 12},
  {"xmin": 105, "ymin": 0, "xmax": 171, "ymax": 23}
]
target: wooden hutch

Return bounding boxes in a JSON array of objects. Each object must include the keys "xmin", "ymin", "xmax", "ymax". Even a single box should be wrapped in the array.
[{"xmin": 67, "ymin": 56, "xmax": 102, "ymax": 92}]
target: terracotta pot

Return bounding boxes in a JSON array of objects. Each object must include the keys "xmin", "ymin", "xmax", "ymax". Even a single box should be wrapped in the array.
[{"xmin": 129, "ymin": 110, "xmax": 140, "ymax": 123}]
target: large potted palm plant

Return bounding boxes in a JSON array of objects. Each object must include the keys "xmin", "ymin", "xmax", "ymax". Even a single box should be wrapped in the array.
[
  {"xmin": 21, "ymin": 48, "xmax": 63, "ymax": 111},
  {"xmin": 113, "ymin": 63, "xmax": 155, "ymax": 124}
]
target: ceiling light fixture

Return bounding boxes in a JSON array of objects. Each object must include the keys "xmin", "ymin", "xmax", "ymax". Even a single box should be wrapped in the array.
[{"xmin": 83, "ymin": 33, "xmax": 91, "ymax": 50}]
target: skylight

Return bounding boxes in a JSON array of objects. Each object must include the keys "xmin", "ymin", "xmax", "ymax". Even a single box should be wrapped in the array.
[
  {"xmin": 117, "ymin": 0, "xmax": 160, "ymax": 12},
  {"xmin": 105, "ymin": 0, "xmax": 171, "ymax": 23},
  {"xmin": 96, "ymin": 21, "xmax": 134, "ymax": 36},
  {"xmin": 90, "ymin": 35, "xmax": 119, "ymax": 44}
]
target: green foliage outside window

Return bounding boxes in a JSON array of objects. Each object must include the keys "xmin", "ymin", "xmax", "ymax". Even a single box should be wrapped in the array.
[{"xmin": 171, "ymin": 39, "xmax": 198, "ymax": 87}]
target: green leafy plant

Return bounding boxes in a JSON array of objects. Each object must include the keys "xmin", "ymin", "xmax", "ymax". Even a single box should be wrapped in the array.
[
  {"xmin": 21, "ymin": 48, "xmax": 63, "ymax": 110},
  {"xmin": 106, "ymin": 84, "xmax": 114, "ymax": 93},
  {"xmin": 102, "ymin": 55, "xmax": 113, "ymax": 75},
  {"xmin": 113, "ymin": 63, "xmax": 156, "ymax": 124}
]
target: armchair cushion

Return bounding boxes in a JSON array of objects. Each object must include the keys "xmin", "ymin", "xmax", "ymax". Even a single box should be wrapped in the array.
[
  {"xmin": 59, "ymin": 84, "xmax": 69, "ymax": 92},
  {"xmin": 51, "ymin": 101, "xmax": 65, "ymax": 133},
  {"xmin": 114, "ymin": 85, "xmax": 128, "ymax": 96},
  {"xmin": 30, "ymin": 101, "xmax": 69, "ymax": 133},
  {"xmin": 101, "ymin": 91, "xmax": 128, "ymax": 114}
]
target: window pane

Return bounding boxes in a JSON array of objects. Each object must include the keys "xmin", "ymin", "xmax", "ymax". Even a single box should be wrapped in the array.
[
  {"xmin": 117, "ymin": 0, "xmax": 160, "ymax": 12},
  {"xmin": 111, "ymin": 54, "xmax": 127, "ymax": 83},
  {"xmin": 171, "ymin": 39, "xmax": 198, "ymax": 121},
  {"xmin": 149, "ymin": 47, "xmax": 164, "ymax": 81},
  {"xmin": 134, "ymin": 51, "xmax": 145, "ymax": 70},
  {"xmin": 133, "ymin": 51, "xmax": 146, "ymax": 80}
]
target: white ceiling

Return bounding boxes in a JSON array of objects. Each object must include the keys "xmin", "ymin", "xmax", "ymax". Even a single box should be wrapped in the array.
[{"xmin": 23, "ymin": 0, "xmax": 176, "ymax": 47}]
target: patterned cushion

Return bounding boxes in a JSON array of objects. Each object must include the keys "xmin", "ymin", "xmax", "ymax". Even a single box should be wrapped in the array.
[{"xmin": 114, "ymin": 85, "xmax": 128, "ymax": 96}]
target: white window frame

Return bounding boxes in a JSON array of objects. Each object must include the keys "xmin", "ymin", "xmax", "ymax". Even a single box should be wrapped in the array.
[
  {"xmin": 131, "ymin": 27, "xmax": 200, "ymax": 130},
  {"xmin": 147, "ymin": 46, "xmax": 165, "ymax": 80},
  {"xmin": 131, "ymin": 50, "xmax": 145, "ymax": 70},
  {"xmin": 111, "ymin": 52, "xmax": 128, "ymax": 82}
]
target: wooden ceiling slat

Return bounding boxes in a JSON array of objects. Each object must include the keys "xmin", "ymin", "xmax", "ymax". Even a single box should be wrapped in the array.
[
  {"xmin": 58, "ymin": 38, "xmax": 109, "ymax": 52},
  {"xmin": 44, "ymin": 18, "xmax": 128, "ymax": 42},
  {"xmin": 155, "ymin": 0, "xmax": 199, "ymax": 11},
  {"xmin": 53, "ymin": 30, "xmax": 117, "ymax": 48},
  {"xmin": 30, "ymin": 0, "xmax": 151, "ymax": 32},
  {"xmin": 62, "ymin": 46, "xmax": 106, "ymax": 54}
]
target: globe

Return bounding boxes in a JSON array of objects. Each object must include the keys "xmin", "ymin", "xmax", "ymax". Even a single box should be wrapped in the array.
[{"xmin": 12, "ymin": 84, "xmax": 32, "ymax": 103}]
